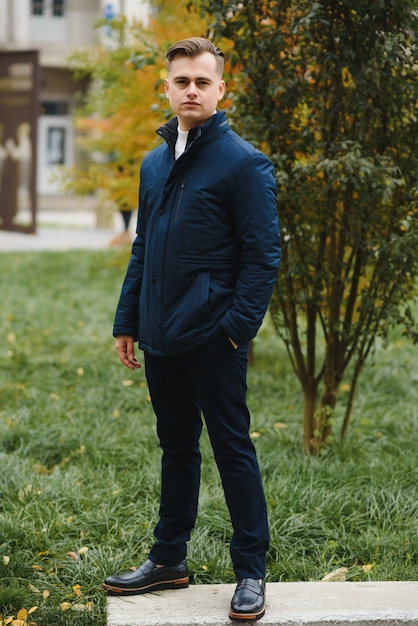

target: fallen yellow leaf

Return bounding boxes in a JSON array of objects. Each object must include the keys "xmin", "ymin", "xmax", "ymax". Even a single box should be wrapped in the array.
[
  {"xmin": 16, "ymin": 610, "xmax": 27, "ymax": 620},
  {"xmin": 3, "ymin": 556, "xmax": 10, "ymax": 565},
  {"xmin": 31, "ymin": 564, "xmax": 43, "ymax": 572},
  {"xmin": 73, "ymin": 584, "xmax": 82, "ymax": 597},
  {"xmin": 321, "ymin": 567, "xmax": 348, "ymax": 582},
  {"xmin": 250, "ymin": 431, "xmax": 260, "ymax": 439},
  {"xmin": 274, "ymin": 422, "xmax": 288, "ymax": 429},
  {"xmin": 60, "ymin": 602, "xmax": 71, "ymax": 611},
  {"xmin": 122, "ymin": 380, "xmax": 133, "ymax": 386}
]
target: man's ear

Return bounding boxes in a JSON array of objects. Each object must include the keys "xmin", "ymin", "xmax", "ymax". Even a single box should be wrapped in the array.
[{"xmin": 164, "ymin": 78, "xmax": 169, "ymax": 97}]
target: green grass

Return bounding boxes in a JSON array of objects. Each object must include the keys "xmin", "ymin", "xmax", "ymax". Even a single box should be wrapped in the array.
[{"xmin": 0, "ymin": 250, "xmax": 417, "ymax": 625}]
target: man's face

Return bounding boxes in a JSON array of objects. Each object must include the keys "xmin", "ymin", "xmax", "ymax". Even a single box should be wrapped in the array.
[{"xmin": 164, "ymin": 52, "xmax": 225, "ymax": 131}]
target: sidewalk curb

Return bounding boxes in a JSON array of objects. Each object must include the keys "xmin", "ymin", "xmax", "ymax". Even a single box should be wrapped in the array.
[{"xmin": 107, "ymin": 581, "xmax": 418, "ymax": 626}]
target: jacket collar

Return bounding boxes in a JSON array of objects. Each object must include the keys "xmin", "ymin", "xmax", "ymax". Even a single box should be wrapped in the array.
[{"xmin": 156, "ymin": 111, "xmax": 229, "ymax": 156}]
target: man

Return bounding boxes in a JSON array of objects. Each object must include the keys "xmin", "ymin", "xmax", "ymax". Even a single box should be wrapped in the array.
[{"xmin": 103, "ymin": 37, "xmax": 281, "ymax": 622}]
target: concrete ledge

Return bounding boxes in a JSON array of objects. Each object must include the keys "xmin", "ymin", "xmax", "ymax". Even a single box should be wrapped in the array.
[{"xmin": 107, "ymin": 581, "xmax": 418, "ymax": 626}]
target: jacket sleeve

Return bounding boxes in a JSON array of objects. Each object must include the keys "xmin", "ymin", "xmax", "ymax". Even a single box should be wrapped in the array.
[
  {"xmin": 219, "ymin": 151, "xmax": 281, "ymax": 345},
  {"xmin": 112, "ymin": 192, "xmax": 145, "ymax": 340}
]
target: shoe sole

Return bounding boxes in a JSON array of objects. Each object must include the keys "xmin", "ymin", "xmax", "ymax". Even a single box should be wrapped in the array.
[
  {"xmin": 229, "ymin": 606, "xmax": 265, "ymax": 621},
  {"xmin": 103, "ymin": 577, "xmax": 189, "ymax": 596}
]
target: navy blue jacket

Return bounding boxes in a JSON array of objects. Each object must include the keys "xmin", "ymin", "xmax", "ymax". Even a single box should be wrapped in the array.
[{"xmin": 113, "ymin": 111, "xmax": 281, "ymax": 356}]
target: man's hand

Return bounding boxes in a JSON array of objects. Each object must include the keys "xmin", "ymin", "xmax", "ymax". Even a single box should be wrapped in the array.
[{"xmin": 115, "ymin": 335, "xmax": 141, "ymax": 370}]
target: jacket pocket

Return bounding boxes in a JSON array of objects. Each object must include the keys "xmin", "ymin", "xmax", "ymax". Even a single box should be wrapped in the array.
[{"xmin": 164, "ymin": 271, "xmax": 211, "ymax": 342}]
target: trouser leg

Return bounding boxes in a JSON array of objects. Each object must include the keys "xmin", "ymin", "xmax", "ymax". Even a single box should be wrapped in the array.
[
  {"xmin": 179, "ymin": 333, "xmax": 269, "ymax": 580},
  {"xmin": 144, "ymin": 352, "xmax": 203, "ymax": 565}
]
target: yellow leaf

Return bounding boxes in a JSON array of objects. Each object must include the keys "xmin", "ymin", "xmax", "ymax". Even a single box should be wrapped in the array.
[
  {"xmin": 362, "ymin": 563, "xmax": 373, "ymax": 573},
  {"xmin": 340, "ymin": 383, "xmax": 351, "ymax": 392},
  {"xmin": 60, "ymin": 602, "xmax": 71, "ymax": 611},
  {"xmin": 5, "ymin": 617, "xmax": 14, "ymax": 625},
  {"xmin": 31, "ymin": 564, "xmax": 43, "ymax": 572},
  {"xmin": 11, "ymin": 620, "xmax": 26, "ymax": 626},
  {"xmin": 78, "ymin": 546, "xmax": 89, "ymax": 555},
  {"xmin": 321, "ymin": 567, "xmax": 348, "ymax": 582},
  {"xmin": 201, "ymin": 565, "xmax": 208, "ymax": 571},
  {"xmin": 77, "ymin": 367, "xmax": 84, "ymax": 376},
  {"xmin": 28, "ymin": 607, "xmax": 38, "ymax": 615},
  {"xmin": 28, "ymin": 584, "xmax": 40, "ymax": 594},
  {"xmin": 274, "ymin": 422, "xmax": 288, "ymax": 429},
  {"xmin": 42, "ymin": 590, "xmax": 50, "ymax": 599},
  {"xmin": 16, "ymin": 610, "xmax": 27, "ymax": 620},
  {"xmin": 73, "ymin": 584, "xmax": 82, "ymax": 597},
  {"xmin": 3, "ymin": 556, "xmax": 10, "ymax": 565},
  {"xmin": 49, "ymin": 393, "xmax": 60, "ymax": 400},
  {"xmin": 113, "ymin": 409, "xmax": 120, "ymax": 418},
  {"xmin": 6, "ymin": 332, "xmax": 16, "ymax": 342},
  {"xmin": 250, "ymin": 431, "xmax": 260, "ymax": 439},
  {"xmin": 72, "ymin": 604, "xmax": 86, "ymax": 611},
  {"xmin": 122, "ymin": 380, "xmax": 133, "ymax": 386}
]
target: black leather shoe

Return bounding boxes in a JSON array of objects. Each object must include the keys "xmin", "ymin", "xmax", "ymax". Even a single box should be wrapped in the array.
[
  {"xmin": 229, "ymin": 578, "xmax": 265, "ymax": 621},
  {"xmin": 103, "ymin": 559, "xmax": 189, "ymax": 595}
]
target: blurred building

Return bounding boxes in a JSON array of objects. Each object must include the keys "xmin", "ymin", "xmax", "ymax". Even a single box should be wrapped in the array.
[{"xmin": 0, "ymin": 0, "xmax": 148, "ymax": 195}]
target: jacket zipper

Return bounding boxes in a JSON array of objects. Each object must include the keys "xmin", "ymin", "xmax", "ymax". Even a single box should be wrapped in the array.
[{"xmin": 174, "ymin": 178, "xmax": 186, "ymax": 224}]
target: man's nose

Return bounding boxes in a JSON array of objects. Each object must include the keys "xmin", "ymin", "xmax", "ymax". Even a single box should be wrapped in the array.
[{"xmin": 187, "ymin": 82, "xmax": 198, "ymax": 96}]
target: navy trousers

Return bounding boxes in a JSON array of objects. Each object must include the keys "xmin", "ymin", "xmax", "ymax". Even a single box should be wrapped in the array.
[{"xmin": 144, "ymin": 331, "xmax": 269, "ymax": 580}]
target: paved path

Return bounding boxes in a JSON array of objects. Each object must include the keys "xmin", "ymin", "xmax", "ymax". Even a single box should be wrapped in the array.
[
  {"xmin": 0, "ymin": 225, "xmax": 119, "ymax": 251},
  {"xmin": 107, "ymin": 581, "xmax": 418, "ymax": 626},
  {"xmin": 0, "ymin": 197, "xmax": 135, "ymax": 252}
]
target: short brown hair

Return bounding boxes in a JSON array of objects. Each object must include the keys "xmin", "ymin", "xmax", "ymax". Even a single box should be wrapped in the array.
[{"xmin": 166, "ymin": 37, "xmax": 225, "ymax": 76}]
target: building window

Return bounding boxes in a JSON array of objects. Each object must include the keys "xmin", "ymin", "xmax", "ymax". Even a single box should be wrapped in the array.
[
  {"xmin": 31, "ymin": 0, "xmax": 65, "ymax": 17},
  {"xmin": 52, "ymin": 0, "xmax": 65, "ymax": 17},
  {"xmin": 32, "ymin": 0, "xmax": 45, "ymax": 15},
  {"xmin": 41, "ymin": 101, "xmax": 69, "ymax": 116}
]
